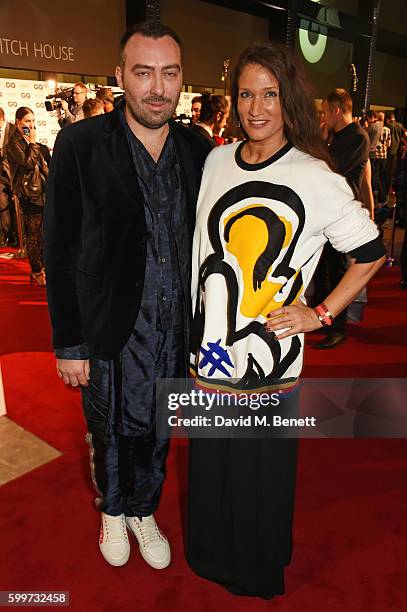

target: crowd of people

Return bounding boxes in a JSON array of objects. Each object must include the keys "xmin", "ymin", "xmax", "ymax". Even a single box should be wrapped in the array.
[
  {"xmin": 1, "ymin": 74, "xmax": 405, "ymax": 294},
  {"xmin": 0, "ymin": 85, "xmax": 117, "ymax": 283},
  {"xmin": 362, "ymin": 108, "xmax": 407, "ymax": 289},
  {"xmin": 0, "ymin": 19, "xmax": 405, "ymax": 601}
]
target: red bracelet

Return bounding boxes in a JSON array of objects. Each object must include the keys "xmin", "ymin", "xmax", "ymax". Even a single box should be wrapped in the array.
[{"xmin": 313, "ymin": 302, "xmax": 334, "ymax": 327}]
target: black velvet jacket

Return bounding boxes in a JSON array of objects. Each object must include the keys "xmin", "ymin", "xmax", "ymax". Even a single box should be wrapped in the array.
[{"xmin": 43, "ymin": 108, "xmax": 211, "ymax": 359}]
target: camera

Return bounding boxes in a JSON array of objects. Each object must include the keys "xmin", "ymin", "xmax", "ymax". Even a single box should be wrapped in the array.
[{"xmin": 44, "ymin": 87, "xmax": 74, "ymax": 112}]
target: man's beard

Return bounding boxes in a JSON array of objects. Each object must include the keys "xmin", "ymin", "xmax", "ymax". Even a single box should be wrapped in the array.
[{"xmin": 125, "ymin": 93, "xmax": 178, "ymax": 129}]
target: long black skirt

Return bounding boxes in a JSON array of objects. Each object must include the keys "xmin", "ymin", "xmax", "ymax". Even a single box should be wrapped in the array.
[{"xmin": 186, "ymin": 432, "xmax": 298, "ymax": 599}]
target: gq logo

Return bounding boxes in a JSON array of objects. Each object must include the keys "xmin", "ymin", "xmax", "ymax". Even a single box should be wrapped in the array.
[
  {"xmin": 34, "ymin": 84, "xmax": 44, "ymax": 90},
  {"xmin": 39, "ymin": 138, "xmax": 49, "ymax": 144},
  {"xmin": 6, "ymin": 82, "xmax": 16, "ymax": 88},
  {"xmin": 51, "ymin": 129, "xmax": 59, "ymax": 135},
  {"xmin": 36, "ymin": 102, "xmax": 43, "ymax": 108},
  {"xmin": 38, "ymin": 120, "xmax": 47, "ymax": 126},
  {"xmin": 8, "ymin": 101, "xmax": 17, "ymax": 108},
  {"xmin": 21, "ymin": 92, "xmax": 31, "ymax": 99}
]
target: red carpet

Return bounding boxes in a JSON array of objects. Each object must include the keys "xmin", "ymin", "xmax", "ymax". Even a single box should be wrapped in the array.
[{"xmin": 0, "ymin": 249, "xmax": 406, "ymax": 611}]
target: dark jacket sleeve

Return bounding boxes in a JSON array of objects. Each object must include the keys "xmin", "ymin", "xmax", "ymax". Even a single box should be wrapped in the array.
[
  {"xmin": 39, "ymin": 143, "xmax": 51, "ymax": 166},
  {"xmin": 7, "ymin": 135, "xmax": 42, "ymax": 172},
  {"xmin": 55, "ymin": 343, "xmax": 89, "ymax": 359},
  {"xmin": 43, "ymin": 129, "xmax": 84, "ymax": 349}
]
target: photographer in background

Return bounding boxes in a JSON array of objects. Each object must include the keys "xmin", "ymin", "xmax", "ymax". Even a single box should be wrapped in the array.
[{"xmin": 57, "ymin": 82, "xmax": 88, "ymax": 128}]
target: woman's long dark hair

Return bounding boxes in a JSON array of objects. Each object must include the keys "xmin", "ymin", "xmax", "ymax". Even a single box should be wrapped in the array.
[{"xmin": 231, "ymin": 41, "xmax": 333, "ymax": 169}]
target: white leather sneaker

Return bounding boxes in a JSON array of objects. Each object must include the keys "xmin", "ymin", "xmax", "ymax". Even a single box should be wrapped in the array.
[
  {"xmin": 126, "ymin": 515, "xmax": 171, "ymax": 569},
  {"xmin": 99, "ymin": 512, "xmax": 130, "ymax": 566}
]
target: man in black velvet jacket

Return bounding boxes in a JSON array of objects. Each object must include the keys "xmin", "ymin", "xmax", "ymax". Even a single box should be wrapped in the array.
[{"xmin": 44, "ymin": 22, "xmax": 211, "ymax": 569}]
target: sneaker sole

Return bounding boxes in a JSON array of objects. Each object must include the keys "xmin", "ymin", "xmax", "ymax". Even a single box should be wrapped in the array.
[
  {"xmin": 127, "ymin": 528, "xmax": 171, "ymax": 569},
  {"xmin": 99, "ymin": 544, "xmax": 130, "ymax": 567},
  {"xmin": 138, "ymin": 543, "xmax": 171, "ymax": 570}
]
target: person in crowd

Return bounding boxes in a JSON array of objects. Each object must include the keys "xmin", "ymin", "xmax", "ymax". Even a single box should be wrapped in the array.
[
  {"xmin": 311, "ymin": 88, "xmax": 370, "ymax": 349},
  {"xmin": 323, "ymin": 89, "xmax": 370, "ymax": 205},
  {"xmin": 374, "ymin": 111, "xmax": 391, "ymax": 205},
  {"xmin": 366, "ymin": 110, "xmax": 382, "ymax": 163},
  {"xmin": 7, "ymin": 107, "xmax": 48, "ymax": 286},
  {"xmin": 44, "ymin": 22, "xmax": 211, "ymax": 569},
  {"xmin": 82, "ymin": 98, "xmax": 105, "ymax": 119},
  {"xmin": 359, "ymin": 115, "xmax": 368, "ymax": 129},
  {"xmin": 385, "ymin": 110, "xmax": 406, "ymax": 194},
  {"xmin": 57, "ymin": 82, "xmax": 88, "ymax": 128},
  {"xmin": 95, "ymin": 87, "xmax": 115, "ymax": 113},
  {"xmin": 0, "ymin": 107, "xmax": 15, "ymax": 158},
  {"xmin": 190, "ymin": 91, "xmax": 229, "ymax": 147},
  {"xmin": 0, "ymin": 153, "xmax": 12, "ymax": 247},
  {"xmin": 212, "ymin": 105, "xmax": 231, "ymax": 145},
  {"xmin": 187, "ymin": 40, "xmax": 385, "ymax": 600},
  {"xmin": 0, "ymin": 107, "xmax": 17, "ymax": 246},
  {"xmin": 190, "ymin": 95, "xmax": 201, "ymax": 124},
  {"xmin": 376, "ymin": 110, "xmax": 385, "ymax": 124},
  {"xmin": 395, "ymin": 137, "xmax": 407, "ymax": 286}
]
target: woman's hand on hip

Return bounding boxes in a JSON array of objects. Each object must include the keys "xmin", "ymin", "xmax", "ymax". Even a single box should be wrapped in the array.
[{"xmin": 264, "ymin": 304, "xmax": 323, "ymax": 340}]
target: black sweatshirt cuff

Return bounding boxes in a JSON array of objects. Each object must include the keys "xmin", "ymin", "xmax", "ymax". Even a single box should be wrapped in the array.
[{"xmin": 348, "ymin": 236, "xmax": 386, "ymax": 262}]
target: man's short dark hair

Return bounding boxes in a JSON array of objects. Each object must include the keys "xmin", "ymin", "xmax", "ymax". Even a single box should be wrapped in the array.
[
  {"xmin": 199, "ymin": 92, "xmax": 229, "ymax": 124},
  {"xmin": 326, "ymin": 88, "xmax": 353, "ymax": 115},
  {"xmin": 119, "ymin": 21, "xmax": 183, "ymax": 65},
  {"xmin": 83, "ymin": 98, "xmax": 103, "ymax": 118},
  {"xmin": 385, "ymin": 110, "xmax": 395, "ymax": 122},
  {"xmin": 191, "ymin": 96, "xmax": 202, "ymax": 105},
  {"xmin": 96, "ymin": 87, "xmax": 115, "ymax": 104}
]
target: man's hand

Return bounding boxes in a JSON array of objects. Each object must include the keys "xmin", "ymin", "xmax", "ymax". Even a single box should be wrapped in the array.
[
  {"xmin": 57, "ymin": 359, "xmax": 90, "ymax": 387},
  {"xmin": 61, "ymin": 99, "xmax": 69, "ymax": 111}
]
